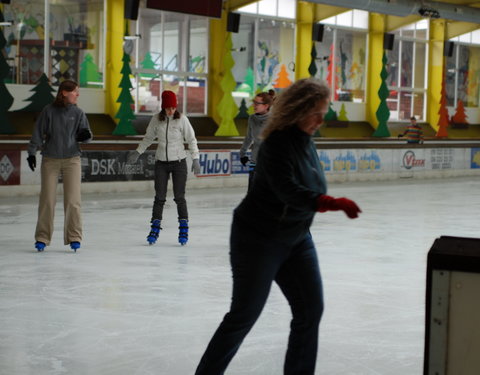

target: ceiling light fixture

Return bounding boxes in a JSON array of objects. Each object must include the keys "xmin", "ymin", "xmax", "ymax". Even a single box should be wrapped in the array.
[{"xmin": 418, "ymin": 6, "xmax": 440, "ymax": 18}]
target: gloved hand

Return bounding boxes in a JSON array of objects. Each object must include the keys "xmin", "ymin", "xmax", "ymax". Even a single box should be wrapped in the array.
[
  {"xmin": 76, "ymin": 128, "xmax": 92, "ymax": 142},
  {"xmin": 317, "ymin": 194, "xmax": 361, "ymax": 219},
  {"xmin": 127, "ymin": 150, "xmax": 140, "ymax": 164},
  {"xmin": 240, "ymin": 156, "xmax": 249, "ymax": 166},
  {"xmin": 191, "ymin": 159, "xmax": 201, "ymax": 175},
  {"xmin": 27, "ymin": 155, "xmax": 36, "ymax": 172}
]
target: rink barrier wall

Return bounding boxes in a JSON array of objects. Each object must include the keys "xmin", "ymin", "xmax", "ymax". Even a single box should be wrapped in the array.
[{"xmin": 1, "ymin": 141, "xmax": 480, "ymax": 197}]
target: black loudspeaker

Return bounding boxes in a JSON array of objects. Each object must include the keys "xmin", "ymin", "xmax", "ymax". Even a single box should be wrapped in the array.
[
  {"xmin": 383, "ymin": 33, "xmax": 395, "ymax": 50},
  {"xmin": 312, "ymin": 23, "xmax": 324, "ymax": 42},
  {"xmin": 227, "ymin": 12, "xmax": 240, "ymax": 33},
  {"xmin": 124, "ymin": 0, "xmax": 140, "ymax": 20},
  {"xmin": 424, "ymin": 236, "xmax": 480, "ymax": 375},
  {"xmin": 444, "ymin": 41, "xmax": 454, "ymax": 57}
]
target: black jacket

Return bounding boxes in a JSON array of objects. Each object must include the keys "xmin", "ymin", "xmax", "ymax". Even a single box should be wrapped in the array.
[
  {"xmin": 28, "ymin": 104, "xmax": 91, "ymax": 158},
  {"xmin": 234, "ymin": 125, "xmax": 327, "ymax": 243}
]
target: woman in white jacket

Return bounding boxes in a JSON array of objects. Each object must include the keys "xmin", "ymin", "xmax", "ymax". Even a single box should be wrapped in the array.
[{"xmin": 128, "ymin": 90, "xmax": 200, "ymax": 245}]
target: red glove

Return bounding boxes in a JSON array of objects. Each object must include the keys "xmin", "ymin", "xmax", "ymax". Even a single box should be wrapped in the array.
[{"xmin": 317, "ymin": 195, "xmax": 361, "ymax": 219}]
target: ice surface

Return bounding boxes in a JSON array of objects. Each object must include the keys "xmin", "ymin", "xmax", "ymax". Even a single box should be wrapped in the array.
[{"xmin": 1, "ymin": 177, "xmax": 479, "ymax": 374}]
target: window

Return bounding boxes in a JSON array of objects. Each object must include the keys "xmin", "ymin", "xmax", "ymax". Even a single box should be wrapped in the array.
[
  {"xmin": 385, "ymin": 20, "xmax": 428, "ymax": 121},
  {"xmin": 131, "ymin": 8, "xmax": 209, "ymax": 114},
  {"xmin": 2, "ymin": 0, "xmax": 105, "ymax": 87},
  {"xmin": 257, "ymin": 18, "xmax": 295, "ymax": 89},
  {"xmin": 238, "ymin": 0, "xmax": 296, "ymax": 19},
  {"xmin": 447, "ymin": 31, "xmax": 480, "ymax": 108},
  {"xmin": 313, "ymin": 10, "xmax": 368, "ymax": 103},
  {"xmin": 231, "ymin": 14, "xmax": 295, "ymax": 105},
  {"xmin": 322, "ymin": 9, "xmax": 368, "ymax": 29}
]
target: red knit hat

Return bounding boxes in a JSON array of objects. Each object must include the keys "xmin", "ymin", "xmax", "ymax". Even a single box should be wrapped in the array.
[{"xmin": 161, "ymin": 90, "xmax": 177, "ymax": 109}]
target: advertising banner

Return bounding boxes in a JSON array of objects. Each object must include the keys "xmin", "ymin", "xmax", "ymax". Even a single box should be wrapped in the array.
[
  {"xmin": 472, "ymin": 148, "xmax": 480, "ymax": 169},
  {"xmin": 427, "ymin": 148, "xmax": 455, "ymax": 170},
  {"xmin": 318, "ymin": 149, "xmax": 358, "ymax": 174},
  {"xmin": 197, "ymin": 150, "xmax": 231, "ymax": 177},
  {"xmin": 398, "ymin": 149, "xmax": 426, "ymax": 171},
  {"xmin": 0, "ymin": 151, "xmax": 20, "ymax": 185},
  {"xmin": 230, "ymin": 151, "xmax": 250, "ymax": 175},
  {"xmin": 357, "ymin": 149, "xmax": 388, "ymax": 173},
  {"xmin": 82, "ymin": 151, "xmax": 156, "ymax": 182},
  {"xmin": 318, "ymin": 149, "xmax": 390, "ymax": 174},
  {"xmin": 13, "ymin": 147, "xmax": 480, "ymax": 187}
]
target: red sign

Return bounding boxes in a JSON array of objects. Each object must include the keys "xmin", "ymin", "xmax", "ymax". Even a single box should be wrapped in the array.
[
  {"xmin": 146, "ymin": 0, "xmax": 223, "ymax": 18},
  {"xmin": 402, "ymin": 151, "xmax": 425, "ymax": 170},
  {"xmin": 0, "ymin": 151, "xmax": 20, "ymax": 185}
]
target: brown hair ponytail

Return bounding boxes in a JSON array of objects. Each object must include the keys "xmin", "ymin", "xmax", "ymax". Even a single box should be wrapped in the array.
[{"xmin": 53, "ymin": 80, "xmax": 79, "ymax": 107}]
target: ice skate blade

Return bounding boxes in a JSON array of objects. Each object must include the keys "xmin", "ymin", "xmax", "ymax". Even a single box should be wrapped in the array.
[{"xmin": 70, "ymin": 242, "xmax": 81, "ymax": 252}]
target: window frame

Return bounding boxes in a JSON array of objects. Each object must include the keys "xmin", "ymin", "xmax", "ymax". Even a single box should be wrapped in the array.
[
  {"xmin": 386, "ymin": 22, "xmax": 429, "ymax": 121},
  {"xmin": 129, "ymin": 10, "xmax": 210, "ymax": 116}
]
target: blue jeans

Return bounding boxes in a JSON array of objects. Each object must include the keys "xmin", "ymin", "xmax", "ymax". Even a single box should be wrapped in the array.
[
  {"xmin": 195, "ymin": 216, "xmax": 324, "ymax": 375},
  {"xmin": 152, "ymin": 158, "xmax": 188, "ymax": 220}
]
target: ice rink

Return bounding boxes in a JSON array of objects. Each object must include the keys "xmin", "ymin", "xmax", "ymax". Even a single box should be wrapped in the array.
[{"xmin": 1, "ymin": 176, "xmax": 479, "ymax": 375}]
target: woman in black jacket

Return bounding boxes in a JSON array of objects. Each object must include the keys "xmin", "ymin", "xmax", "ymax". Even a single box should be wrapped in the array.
[{"xmin": 195, "ymin": 79, "xmax": 361, "ymax": 375}]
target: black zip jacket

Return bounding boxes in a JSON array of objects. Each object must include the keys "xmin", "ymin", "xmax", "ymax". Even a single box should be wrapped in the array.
[
  {"xmin": 28, "ymin": 104, "xmax": 91, "ymax": 158},
  {"xmin": 234, "ymin": 125, "xmax": 327, "ymax": 243}
]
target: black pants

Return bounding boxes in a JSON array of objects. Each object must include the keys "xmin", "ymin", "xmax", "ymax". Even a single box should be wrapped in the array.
[
  {"xmin": 247, "ymin": 163, "xmax": 256, "ymax": 192},
  {"xmin": 195, "ymin": 216, "xmax": 324, "ymax": 375},
  {"xmin": 152, "ymin": 158, "xmax": 188, "ymax": 221}
]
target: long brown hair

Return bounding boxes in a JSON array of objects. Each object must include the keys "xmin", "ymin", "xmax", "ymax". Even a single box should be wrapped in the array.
[
  {"xmin": 158, "ymin": 109, "xmax": 181, "ymax": 121},
  {"xmin": 262, "ymin": 79, "xmax": 330, "ymax": 139},
  {"xmin": 53, "ymin": 80, "xmax": 79, "ymax": 107}
]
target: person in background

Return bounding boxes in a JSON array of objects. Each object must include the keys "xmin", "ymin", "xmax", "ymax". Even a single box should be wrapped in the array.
[
  {"xmin": 398, "ymin": 116, "xmax": 424, "ymax": 144},
  {"xmin": 239, "ymin": 91, "xmax": 274, "ymax": 190},
  {"xmin": 127, "ymin": 90, "xmax": 200, "ymax": 246},
  {"xmin": 195, "ymin": 79, "xmax": 361, "ymax": 375},
  {"xmin": 268, "ymin": 88, "xmax": 276, "ymax": 99},
  {"xmin": 27, "ymin": 80, "xmax": 92, "ymax": 252}
]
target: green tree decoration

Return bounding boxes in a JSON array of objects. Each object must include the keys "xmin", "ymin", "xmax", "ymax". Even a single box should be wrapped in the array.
[
  {"xmin": 113, "ymin": 51, "xmax": 137, "ymax": 135},
  {"xmin": 373, "ymin": 52, "xmax": 391, "ymax": 137},
  {"xmin": 79, "ymin": 53, "xmax": 102, "ymax": 87},
  {"xmin": 235, "ymin": 98, "xmax": 249, "ymax": 119},
  {"xmin": 436, "ymin": 64, "xmax": 449, "ymax": 137},
  {"xmin": 236, "ymin": 68, "xmax": 255, "ymax": 97},
  {"xmin": 0, "ymin": 10, "xmax": 15, "ymax": 134},
  {"xmin": 140, "ymin": 52, "xmax": 156, "ymax": 78},
  {"xmin": 244, "ymin": 67, "xmax": 255, "ymax": 97},
  {"xmin": 308, "ymin": 43, "xmax": 318, "ymax": 77},
  {"xmin": 324, "ymin": 103, "xmax": 338, "ymax": 121},
  {"xmin": 215, "ymin": 33, "xmax": 239, "ymax": 136},
  {"xmin": 338, "ymin": 103, "xmax": 349, "ymax": 121},
  {"xmin": 18, "ymin": 73, "xmax": 55, "ymax": 112},
  {"xmin": 237, "ymin": 68, "xmax": 254, "ymax": 95}
]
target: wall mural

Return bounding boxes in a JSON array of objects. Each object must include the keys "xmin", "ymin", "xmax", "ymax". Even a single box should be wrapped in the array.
[{"xmin": 256, "ymin": 40, "xmax": 279, "ymax": 90}]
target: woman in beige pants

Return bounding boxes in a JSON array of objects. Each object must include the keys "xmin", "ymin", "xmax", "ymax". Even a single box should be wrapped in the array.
[{"xmin": 27, "ymin": 80, "xmax": 92, "ymax": 252}]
